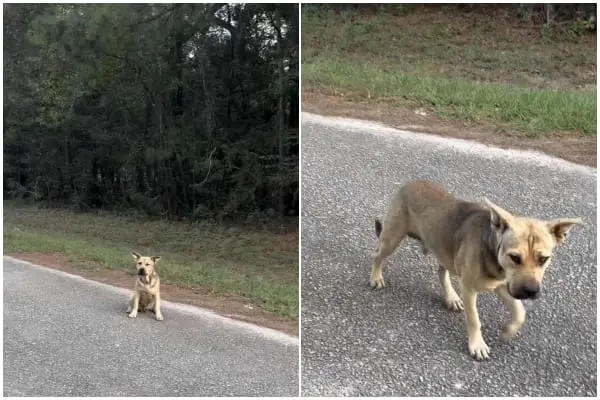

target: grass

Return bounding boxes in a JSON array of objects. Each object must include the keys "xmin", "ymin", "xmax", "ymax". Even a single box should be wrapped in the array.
[
  {"xmin": 303, "ymin": 59, "xmax": 596, "ymax": 136},
  {"xmin": 302, "ymin": 5, "xmax": 597, "ymax": 136},
  {"xmin": 4, "ymin": 202, "xmax": 299, "ymax": 319}
]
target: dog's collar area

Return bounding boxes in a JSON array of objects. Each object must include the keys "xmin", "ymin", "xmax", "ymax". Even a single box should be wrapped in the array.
[
  {"xmin": 481, "ymin": 228, "xmax": 505, "ymax": 280},
  {"xmin": 494, "ymin": 234, "xmax": 505, "ymax": 274},
  {"xmin": 496, "ymin": 234, "xmax": 504, "ymax": 261}
]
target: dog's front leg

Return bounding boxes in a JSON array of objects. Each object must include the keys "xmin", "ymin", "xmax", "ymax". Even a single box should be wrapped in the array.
[
  {"xmin": 460, "ymin": 282, "xmax": 490, "ymax": 360},
  {"xmin": 154, "ymin": 291, "xmax": 164, "ymax": 321},
  {"xmin": 128, "ymin": 293, "xmax": 139, "ymax": 318},
  {"xmin": 494, "ymin": 284, "xmax": 525, "ymax": 341}
]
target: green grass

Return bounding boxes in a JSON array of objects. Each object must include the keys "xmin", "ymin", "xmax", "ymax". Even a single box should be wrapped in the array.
[
  {"xmin": 302, "ymin": 5, "xmax": 597, "ymax": 136},
  {"xmin": 303, "ymin": 58, "xmax": 596, "ymax": 136},
  {"xmin": 4, "ymin": 202, "xmax": 298, "ymax": 318}
]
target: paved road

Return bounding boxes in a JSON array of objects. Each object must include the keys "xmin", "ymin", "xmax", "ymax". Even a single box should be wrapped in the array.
[
  {"xmin": 3, "ymin": 257, "xmax": 298, "ymax": 397},
  {"xmin": 300, "ymin": 113, "xmax": 597, "ymax": 396}
]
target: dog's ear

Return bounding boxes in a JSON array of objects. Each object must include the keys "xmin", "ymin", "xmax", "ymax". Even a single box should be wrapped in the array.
[
  {"xmin": 484, "ymin": 198, "xmax": 514, "ymax": 233},
  {"xmin": 132, "ymin": 252, "xmax": 141, "ymax": 260},
  {"xmin": 547, "ymin": 218, "xmax": 583, "ymax": 243},
  {"xmin": 151, "ymin": 256, "xmax": 161, "ymax": 263}
]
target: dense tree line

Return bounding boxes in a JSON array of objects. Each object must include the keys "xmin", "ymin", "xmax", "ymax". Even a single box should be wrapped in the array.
[
  {"xmin": 4, "ymin": 4, "xmax": 299, "ymax": 220},
  {"xmin": 312, "ymin": 3, "xmax": 596, "ymax": 30}
]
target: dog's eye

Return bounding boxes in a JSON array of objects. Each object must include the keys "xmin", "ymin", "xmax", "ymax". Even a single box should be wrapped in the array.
[
  {"xmin": 145, "ymin": 263, "xmax": 149, "ymax": 266},
  {"xmin": 509, "ymin": 254, "xmax": 522, "ymax": 265},
  {"xmin": 539, "ymin": 256, "xmax": 549, "ymax": 265},
  {"xmin": 137, "ymin": 262, "xmax": 142, "ymax": 265}
]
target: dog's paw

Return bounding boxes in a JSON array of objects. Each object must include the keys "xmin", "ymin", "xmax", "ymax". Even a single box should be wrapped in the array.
[
  {"xmin": 468, "ymin": 338, "xmax": 490, "ymax": 361},
  {"xmin": 500, "ymin": 323, "xmax": 520, "ymax": 341},
  {"xmin": 155, "ymin": 314, "xmax": 164, "ymax": 321},
  {"xmin": 445, "ymin": 295, "xmax": 464, "ymax": 312},
  {"xmin": 370, "ymin": 276, "xmax": 386, "ymax": 290},
  {"xmin": 128, "ymin": 311, "xmax": 138, "ymax": 318}
]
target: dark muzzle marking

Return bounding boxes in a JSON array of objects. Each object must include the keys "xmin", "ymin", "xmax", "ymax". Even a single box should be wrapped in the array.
[{"xmin": 511, "ymin": 282, "xmax": 541, "ymax": 300}]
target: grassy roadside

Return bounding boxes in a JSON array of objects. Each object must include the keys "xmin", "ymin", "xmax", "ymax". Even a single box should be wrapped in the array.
[
  {"xmin": 4, "ymin": 202, "xmax": 298, "ymax": 319},
  {"xmin": 302, "ymin": 5, "xmax": 597, "ymax": 137}
]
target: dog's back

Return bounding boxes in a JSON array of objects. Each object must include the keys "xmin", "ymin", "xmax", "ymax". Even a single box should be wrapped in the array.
[
  {"xmin": 377, "ymin": 180, "xmax": 478, "ymax": 236},
  {"xmin": 376, "ymin": 180, "xmax": 489, "ymax": 270}
]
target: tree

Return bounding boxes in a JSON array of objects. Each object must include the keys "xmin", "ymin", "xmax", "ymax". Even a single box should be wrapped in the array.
[{"xmin": 4, "ymin": 3, "xmax": 300, "ymax": 221}]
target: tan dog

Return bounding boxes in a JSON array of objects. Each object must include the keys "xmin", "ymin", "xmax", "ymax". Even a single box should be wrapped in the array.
[
  {"xmin": 371, "ymin": 180, "xmax": 582, "ymax": 360},
  {"xmin": 127, "ymin": 252, "xmax": 163, "ymax": 321}
]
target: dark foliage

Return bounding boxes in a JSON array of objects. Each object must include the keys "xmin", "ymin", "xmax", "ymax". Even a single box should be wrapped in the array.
[
  {"xmin": 4, "ymin": 4, "xmax": 299, "ymax": 221},
  {"xmin": 308, "ymin": 3, "xmax": 596, "ymax": 30}
]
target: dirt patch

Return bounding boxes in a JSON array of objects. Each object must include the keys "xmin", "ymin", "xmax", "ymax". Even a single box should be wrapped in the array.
[
  {"xmin": 8, "ymin": 252, "xmax": 298, "ymax": 337},
  {"xmin": 303, "ymin": 90, "xmax": 596, "ymax": 168}
]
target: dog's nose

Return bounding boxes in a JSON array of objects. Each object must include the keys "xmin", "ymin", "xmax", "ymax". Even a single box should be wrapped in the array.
[
  {"xmin": 521, "ymin": 283, "xmax": 540, "ymax": 299},
  {"xmin": 138, "ymin": 269, "xmax": 146, "ymax": 276}
]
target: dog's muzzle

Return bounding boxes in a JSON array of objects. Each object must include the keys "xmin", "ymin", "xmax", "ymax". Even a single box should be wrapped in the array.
[
  {"xmin": 138, "ymin": 268, "xmax": 151, "ymax": 284},
  {"xmin": 510, "ymin": 282, "xmax": 541, "ymax": 300}
]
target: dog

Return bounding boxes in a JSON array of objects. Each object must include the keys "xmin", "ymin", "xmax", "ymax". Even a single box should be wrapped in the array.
[
  {"xmin": 370, "ymin": 180, "xmax": 582, "ymax": 360},
  {"xmin": 127, "ymin": 252, "xmax": 164, "ymax": 321}
]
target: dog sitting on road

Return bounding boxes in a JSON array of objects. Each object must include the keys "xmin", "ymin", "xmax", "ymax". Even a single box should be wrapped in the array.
[
  {"xmin": 127, "ymin": 252, "xmax": 164, "ymax": 321},
  {"xmin": 370, "ymin": 180, "xmax": 582, "ymax": 360}
]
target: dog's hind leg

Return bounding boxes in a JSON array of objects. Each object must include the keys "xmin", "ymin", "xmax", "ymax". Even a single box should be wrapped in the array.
[
  {"xmin": 438, "ymin": 266, "xmax": 463, "ymax": 312},
  {"xmin": 370, "ymin": 217, "xmax": 407, "ymax": 290}
]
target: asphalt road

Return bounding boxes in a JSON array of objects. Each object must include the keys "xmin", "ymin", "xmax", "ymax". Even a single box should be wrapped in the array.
[
  {"xmin": 3, "ymin": 257, "xmax": 298, "ymax": 397},
  {"xmin": 300, "ymin": 112, "xmax": 597, "ymax": 396}
]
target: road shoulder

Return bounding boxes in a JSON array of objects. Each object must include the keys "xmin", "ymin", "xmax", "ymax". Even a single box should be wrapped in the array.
[
  {"xmin": 5, "ymin": 253, "xmax": 299, "ymax": 337},
  {"xmin": 303, "ymin": 91, "xmax": 596, "ymax": 168}
]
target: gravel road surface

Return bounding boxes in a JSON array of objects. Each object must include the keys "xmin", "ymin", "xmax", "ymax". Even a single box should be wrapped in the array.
[{"xmin": 4, "ymin": 257, "xmax": 298, "ymax": 396}]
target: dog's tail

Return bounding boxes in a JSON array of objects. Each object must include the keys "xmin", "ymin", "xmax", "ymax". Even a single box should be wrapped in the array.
[{"xmin": 374, "ymin": 218, "xmax": 382, "ymax": 238}]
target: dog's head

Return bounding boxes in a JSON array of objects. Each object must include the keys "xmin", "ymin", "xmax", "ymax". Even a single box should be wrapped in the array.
[
  {"xmin": 132, "ymin": 252, "xmax": 160, "ymax": 284},
  {"xmin": 485, "ymin": 199, "xmax": 582, "ymax": 300}
]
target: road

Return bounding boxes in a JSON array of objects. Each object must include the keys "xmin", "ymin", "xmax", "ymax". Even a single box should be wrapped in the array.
[
  {"xmin": 300, "ymin": 112, "xmax": 597, "ymax": 396},
  {"xmin": 3, "ymin": 257, "xmax": 298, "ymax": 397}
]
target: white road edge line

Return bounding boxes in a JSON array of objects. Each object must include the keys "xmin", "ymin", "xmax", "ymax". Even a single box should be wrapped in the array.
[
  {"xmin": 4, "ymin": 256, "xmax": 299, "ymax": 346},
  {"xmin": 302, "ymin": 112, "xmax": 596, "ymax": 177}
]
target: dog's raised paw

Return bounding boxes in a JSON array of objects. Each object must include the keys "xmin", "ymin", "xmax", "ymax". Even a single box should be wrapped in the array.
[
  {"xmin": 500, "ymin": 324, "xmax": 519, "ymax": 341},
  {"xmin": 445, "ymin": 295, "xmax": 464, "ymax": 312},
  {"xmin": 370, "ymin": 277, "xmax": 386, "ymax": 290},
  {"xmin": 469, "ymin": 339, "xmax": 490, "ymax": 361}
]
